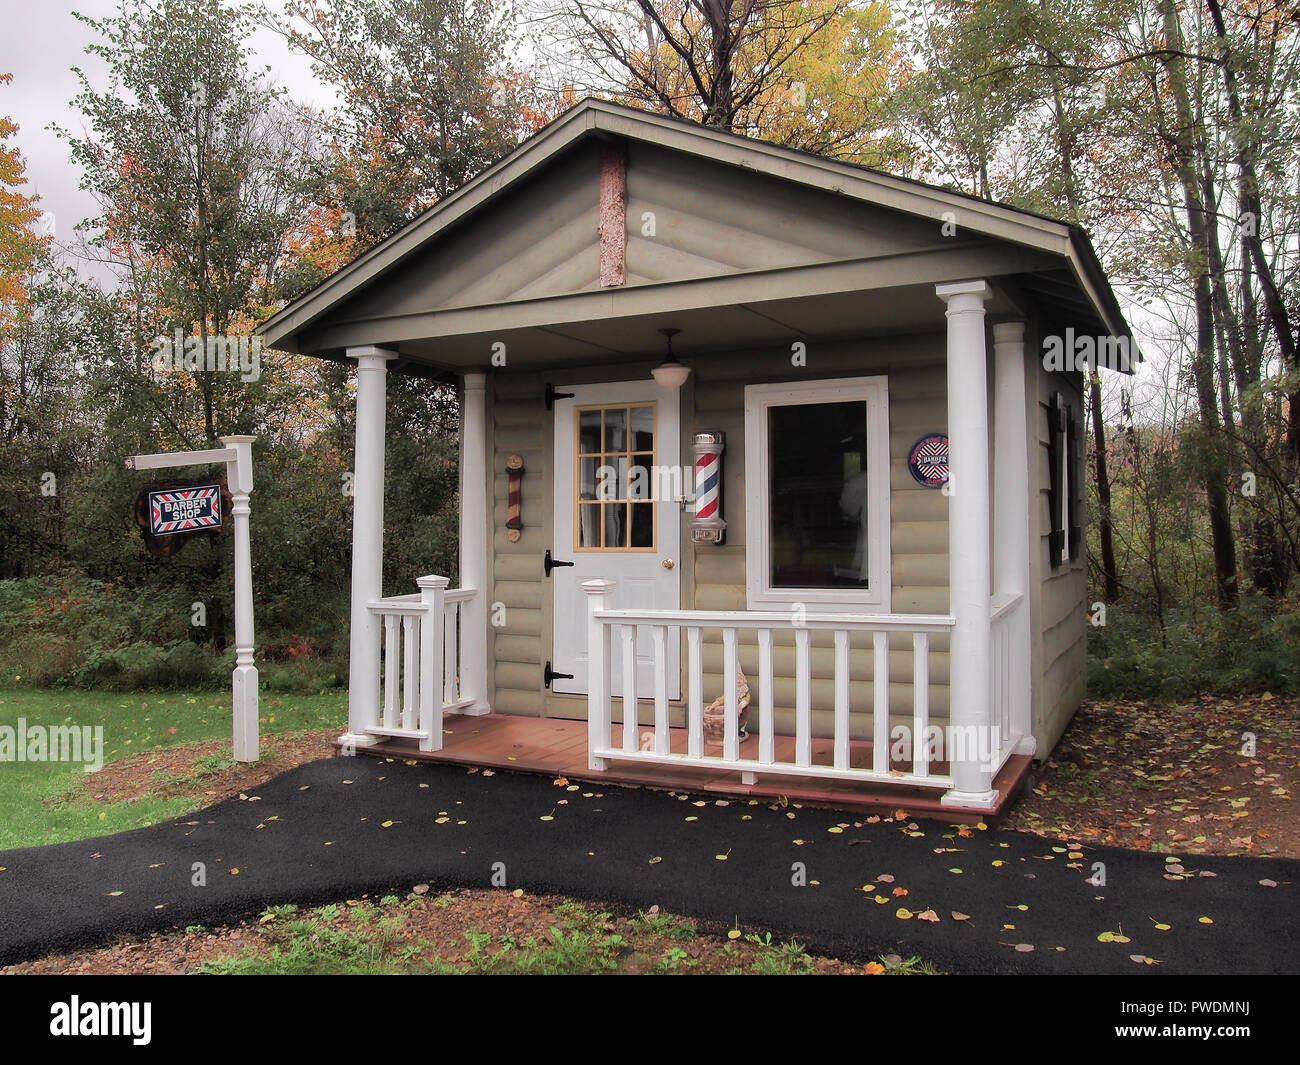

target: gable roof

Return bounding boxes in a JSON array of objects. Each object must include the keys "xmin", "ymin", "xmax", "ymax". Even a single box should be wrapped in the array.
[{"xmin": 259, "ymin": 97, "xmax": 1137, "ymax": 367}]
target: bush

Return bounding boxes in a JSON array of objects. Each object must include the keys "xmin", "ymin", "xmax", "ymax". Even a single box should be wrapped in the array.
[
  {"xmin": 1088, "ymin": 595, "xmax": 1300, "ymax": 699},
  {"xmin": 0, "ymin": 569, "xmax": 350, "ymax": 691}
]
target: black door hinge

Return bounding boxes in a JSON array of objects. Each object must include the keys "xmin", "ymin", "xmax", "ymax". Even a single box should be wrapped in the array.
[
  {"xmin": 544, "ymin": 549, "xmax": 574, "ymax": 577},
  {"xmin": 544, "ymin": 661, "xmax": 574, "ymax": 689},
  {"xmin": 545, "ymin": 383, "xmax": 575, "ymax": 410}
]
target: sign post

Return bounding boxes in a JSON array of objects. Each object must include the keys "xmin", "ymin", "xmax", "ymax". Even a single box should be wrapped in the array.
[{"xmin": 126, "ymin": 435, "xmax": 259, "ymax": 761}]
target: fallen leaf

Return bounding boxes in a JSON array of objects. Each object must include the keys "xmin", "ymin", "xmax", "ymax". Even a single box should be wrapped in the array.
[
  {"xmin": 951, "ymin": 911, "xmax": 971, "ymax": 922},
  {"xmin": 917, "ymin": 909, "xmax": 940, "ymax": 923},
  {"xmin": 895, "ymin": 907, "xmax": 914, "ymax": 920}
]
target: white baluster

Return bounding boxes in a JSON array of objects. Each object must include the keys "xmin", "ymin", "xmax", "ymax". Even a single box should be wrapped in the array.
[
  {"xmin": 687, "ymin": 626, "xmax": 703, "ymax": 759},
  {"xmin": 621, "ymin": 625, "xmax": 638, "ymax": 752},
  {"xmin": 652, "ymin": 624, "xmax": 669, "ymax": 755},
  {"xmin": 872, "ymin": 630, "xmax": 889, "ymax": 774},
  {"xmin": 402, "ymin": 616, "xmax": 417, "ymax": 731},
  {"xmin": 795, "ymin": 627, "xmax": 811, "ymax": 768},
  {"xmin": 443, "ymin": 602, "xmax": 457, "ymax": 705},
  {"xmin": 758, "ymin": 628, "xmax": 774, "ymax": 766},
  {"xmin": 722, "ymin": 627, "xmax": 739, "ymax": 762},
  {"xmin": 833, "ymin": 630, "xmax": 850, "ymax": 770},
  {"xmin": 913, "ymin": 631, "xmax": 929, "ymax": 778},
  {"xmin": 383, "ymin": 614, "xmax": 399, "ymax": 729}
]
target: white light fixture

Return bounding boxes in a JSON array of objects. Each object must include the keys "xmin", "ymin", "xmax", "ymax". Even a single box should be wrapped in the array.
[{"xmin": 652, "ymin": 327, "xmax": 690, "ymax": 390}]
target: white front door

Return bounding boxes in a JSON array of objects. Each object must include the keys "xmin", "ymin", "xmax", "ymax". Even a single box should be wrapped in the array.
[{"xmin": 551, "ymin": 380, "xmax": 681, "ymax": 700}]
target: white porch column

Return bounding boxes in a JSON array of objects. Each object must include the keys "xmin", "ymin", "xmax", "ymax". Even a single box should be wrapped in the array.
[
  {"xmin": 992, "ymin": 321, "xmax": 1037, "ymax": 757},
  {"xmin": 342, "ymin": 346, "xmax": 397, "ymax": 750},
  {"xmin": 459, "ymin": 372, "xmax": 490, "ymax": 714},
  {"xmin": 221, "ymin": 435, "xmax": 258, "ymax": 762},
  {"xmin": 936, "ymin": 280, "xmax": 998, "ymax": 809}
]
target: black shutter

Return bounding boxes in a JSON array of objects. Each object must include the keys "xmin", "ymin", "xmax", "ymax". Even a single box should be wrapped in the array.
[
  {"xmin": 1066, "ymin": 403, "xmax": 1082, "ymax": 562},
  {"xmin": 1047, "ymin": 393, "xmax": 1065, "ymax": 568}
]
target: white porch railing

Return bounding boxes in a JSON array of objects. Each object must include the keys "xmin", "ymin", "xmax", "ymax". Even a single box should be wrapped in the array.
[
  {"xmin": 583, "ymin": 578, "xmax": 958, "ymax": 790},
  {"xmin": 989, "ymin": 591, "xmax": 1025, "ymax": 774},
  {"xmin": 361, "ymin": 575, "xmax": 476, "ymax": 751}
]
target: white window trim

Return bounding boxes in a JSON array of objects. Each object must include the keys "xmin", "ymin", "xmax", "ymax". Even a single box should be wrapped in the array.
[{"xmin": 743, "ymin": 375, "xmax": 892, "ymax": 613}]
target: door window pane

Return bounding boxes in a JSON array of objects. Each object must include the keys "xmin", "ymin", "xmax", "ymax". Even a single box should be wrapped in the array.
[
  {"xmin": 602, "ymin": 503, "xmax": 627, "ymax": 547},
  {"xmin": 573, "ymin": 402, "xmax": 657, "ymax": 551},
  {"xmin": 768, "ymin": 401, "xmax": 869, "ymax": 588},
  {"xmin": 578, "ymin": 409, "xmax": 601, "ymax": 454},
  {"xmin": 603, "ymin": 407, "xmax": 626, "ymax": 451},
  {"xmin": 629, "ymin": 503, "xmax": 654, "ymax": 547},
  {"xmin": 629, "ymin": 405, "xmax": 654, "ymax": 451}
]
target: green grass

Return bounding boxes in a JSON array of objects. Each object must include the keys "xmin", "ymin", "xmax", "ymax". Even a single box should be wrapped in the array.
[{"xmin": 0, "ymin": 686, "xmax": 345, "ymax": 849}]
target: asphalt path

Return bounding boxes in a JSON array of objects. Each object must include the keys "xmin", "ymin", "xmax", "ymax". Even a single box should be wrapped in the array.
[{"xmin": 1, "ymin": 755, "xmax": 1296, "ymax": 973}]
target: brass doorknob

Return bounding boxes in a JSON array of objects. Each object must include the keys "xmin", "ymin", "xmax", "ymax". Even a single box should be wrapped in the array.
[{"xmin": 662, "ymin": 558, "xmax": 675, "ymax": 570}]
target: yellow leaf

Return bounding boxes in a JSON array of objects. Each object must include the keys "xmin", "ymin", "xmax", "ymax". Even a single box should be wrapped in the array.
[
  {"xmin": 1198, "ymin": 916, "xmax": 1213, "ymax": 924},
  {"xmin": 895, "ymin": 907, "xmax": 913, "ymax": 920},
  {"xmin": 648, "ymin": 856, "xmax": 662, "ymax": 865},
  {"xmin": 727, "ymin": 929, "xmax": 741, "ymax": 940}
]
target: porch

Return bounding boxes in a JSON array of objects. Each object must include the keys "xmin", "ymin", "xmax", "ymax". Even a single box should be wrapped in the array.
[
  {"xmin": 347, "ymin": 713, "xmax": 1033, "ymax": 822},
  {"xmin": 337, "ymin": 282, "xmax": 1040, "ymax": 813}
]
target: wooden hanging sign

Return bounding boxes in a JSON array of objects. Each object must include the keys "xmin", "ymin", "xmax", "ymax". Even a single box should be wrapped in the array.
[{"xmin": 134, "ymin": 477, "xmax": 232, "ymax": 557}]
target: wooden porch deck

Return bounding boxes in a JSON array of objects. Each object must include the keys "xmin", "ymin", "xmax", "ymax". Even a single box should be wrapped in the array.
[{"xmin": 345, "ymin": 713, "xmax": 1033, "ymax": 823}]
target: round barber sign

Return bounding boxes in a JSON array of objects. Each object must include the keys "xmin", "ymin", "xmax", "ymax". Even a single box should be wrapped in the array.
[{"xmin": 908, "ymin": 433, "xmax": 949, "ymax": 487}]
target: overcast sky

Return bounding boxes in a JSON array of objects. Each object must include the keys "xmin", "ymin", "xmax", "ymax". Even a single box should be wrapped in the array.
[{"xmin": 0, "ymin": 0, "xmax": 333, "ymax": 281}]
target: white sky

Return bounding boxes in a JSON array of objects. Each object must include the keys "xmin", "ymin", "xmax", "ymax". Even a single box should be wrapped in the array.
[
  {"xmin": 0, "ymin": 0, "xmax": 335, "ymax": 282},
  {"xmin": 0, "ymin": 0, "xmax": 1164, "ymax": 407}
]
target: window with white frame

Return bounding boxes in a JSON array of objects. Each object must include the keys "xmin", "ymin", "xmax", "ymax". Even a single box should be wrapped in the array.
[{"xmin": 743, "ymin": 376, "xmax": 891, "ymax": 612}]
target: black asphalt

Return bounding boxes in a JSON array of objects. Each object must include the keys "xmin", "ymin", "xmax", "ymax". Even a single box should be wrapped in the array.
[{"xmin": 1, "ymin": 755, "xmax": 1297, "ymax": 973}]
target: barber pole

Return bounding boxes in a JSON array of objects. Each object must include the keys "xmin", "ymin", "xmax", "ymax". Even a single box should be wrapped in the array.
[{"xmin": 691, "ymin": 430, "xmax": 726, "ymax": 544}]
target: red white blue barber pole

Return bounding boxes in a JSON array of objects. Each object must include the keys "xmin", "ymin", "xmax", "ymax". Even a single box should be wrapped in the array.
[{"xmin": 692, "ymin": 430, "xmax": 726, "ymax": 544}]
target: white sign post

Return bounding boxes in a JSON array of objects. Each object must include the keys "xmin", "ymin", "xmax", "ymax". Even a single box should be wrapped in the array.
[{"xmin": 125, "ymin": 435, "xmax": 259, "ymax": 761}]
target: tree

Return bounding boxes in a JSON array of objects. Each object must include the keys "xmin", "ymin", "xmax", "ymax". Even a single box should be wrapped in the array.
[
  {"xmin": 541, "ymin": 0, "xmax": 866, "ymax": 134},
  {"xmin": 0, "ymin": 74, "xmax": 49, "ymax": 333},
  {"xmin": 266, "ymin": 0, "xmax": 549, "ymax": 243},
  {"xmin": 58, "ymin": 0, "xmax": 317, "ymax": 447}
]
